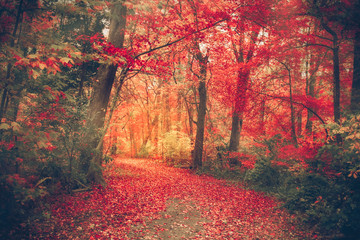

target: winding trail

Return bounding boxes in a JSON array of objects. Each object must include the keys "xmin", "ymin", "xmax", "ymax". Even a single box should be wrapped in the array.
[{"xmin": 35, "ymin": 158, "xmax": 314, "ymax": 239}]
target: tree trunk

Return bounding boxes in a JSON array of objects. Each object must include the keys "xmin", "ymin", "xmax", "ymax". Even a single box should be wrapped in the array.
[
  {"xmin": 130, "ymin": 125, "xmax": 137, "ymax": 157},
  {"xmin": 0, "ymin": 0, "xmax": 24, "ymax": 121},
  {"xmin": 297, "ymin": 109, "xmax": 302, "ymax": 136},
  {"xmin": 193, "ymin": 78, "xmax": 206, "ymax": 169},
  {"xmin": 184, "ymin": 97, "xmax": 194, "ymax": 137},
  {"xmin": 87, "ymin": 2, "xmax": 127, "ymax": 185},
  {"xmin": 320, "ymin": 22, "xmax": 341, "ymax": 123},
  {"xmin": 229, "ymin": 69, "xmax": 249, "ymax": 164},
  {"xmin": 288, "ymin": 67, "xmax": 298, "ymax": 145},
  {"xmin": 228, "ymin": 28, "xmax": 258, "ymax": 162},
  {"xmin": 333, "ymin": 40, "xmax": 341, "ymax": 124},
  {"xmin": 332, "ymin": 36, "xmax": 342, "ymax": 143},
  {"xmin": 177, "ymin": 94, "xmax": 182, "ymax": 130},
  {"xmin": 89, "ymin": 65, "xmax": 118, "ymax": 128},
  {"xmin": 259, "ymin": 99, "xmax": 266, "ymax": 135},
  {"xmin": 229, "ymin": 110, "xmax": 243, "ymax": 151},
  {"xmin": 139, "ymin": 115, "xmax": 159, "ymax": 153},
  {"xmin": 306, "ymin": 74, "xmax": 316, "ymax": 132},
  {"xmin": 0, "ymin": 88, "xmax": 8, "ymax": 121},
  {"xmin": 163, "ymin": 91, "xmax": 171, "ymax": 133},
  {"xmin": 192, "ymin": 49, "xmax": 208, "ymax": 169},
  {"xmin": 351, "ymin": 31, "xmax": 360, "ymax": 113}
]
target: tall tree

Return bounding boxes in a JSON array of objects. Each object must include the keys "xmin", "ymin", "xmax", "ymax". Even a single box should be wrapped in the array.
[
  {"xmin": 192, "ymin": 41, "xmax": 208, "ymax": 169},
  {"xmin": 228, "ymin": 28, "xmax": 259, "ymax": 161},
  {"xmin": 87, "ymin": 1, "xmax": 127, "ymax": 184},
  {"xmin": 348, "ymin": 1, "xmax": 360, "ymax": 113},
  {"xmin": 304, "ymin": 0, "xmax": 356, "ymax": 120}
]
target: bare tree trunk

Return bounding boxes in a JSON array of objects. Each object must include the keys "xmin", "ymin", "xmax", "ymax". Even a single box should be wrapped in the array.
[
  {"xmin": 193, "ymin": 77, "xmax": 207, "ymax": 169},
  {"xmin": 87, "ymin": 2, "xmax": 127, "ymax": 185},
  {"xmin": 184, "ymin": 97, "xmax": 194, "ymax": 137},
  {"xmin": 192, "ymin": 47, "xmax": 208, "ymax": 169},
  {"xmin": 229, "ymin": 70, "xmax": 249, "ymax": 159},
  {"xmin": 288, "ymin": 67, "xmax": 298, "ymax": 145},
  {"xmin": 229, "ymin": 110, "xmax": 243, "ymax": 151},
  {"xmin": 228, "ymin": 28, "xmax": 258, "ymax": 163}
]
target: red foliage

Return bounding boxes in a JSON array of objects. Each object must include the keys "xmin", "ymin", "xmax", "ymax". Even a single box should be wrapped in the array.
[{"xmin": 228, "ymin": 152, "xmax": 256, "ymax": 169}]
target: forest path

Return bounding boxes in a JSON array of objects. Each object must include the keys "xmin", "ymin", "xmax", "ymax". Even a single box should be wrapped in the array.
[{"xmin": 37, "ymin": 158, "xmax": 314, "ymax": 239}]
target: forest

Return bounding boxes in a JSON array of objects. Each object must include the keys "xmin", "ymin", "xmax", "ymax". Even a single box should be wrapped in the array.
[{"xmin": 1, "ymin": 0, "xmax": 360, "ymax": 239}]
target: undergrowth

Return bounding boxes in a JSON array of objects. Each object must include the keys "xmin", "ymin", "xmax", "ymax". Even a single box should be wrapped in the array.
[{"xmin": 198, "ymin": 115, "xmax": 360, "ymax": 240}]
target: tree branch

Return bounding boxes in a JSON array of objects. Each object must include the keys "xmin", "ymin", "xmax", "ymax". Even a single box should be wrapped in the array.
[
  {"xmin": 134, "ymin": 18, "xmax": 227, "ymax": 59},
  {"xmin": 251, "ymin": 90, "xmax": 329, "ymax": 139}
]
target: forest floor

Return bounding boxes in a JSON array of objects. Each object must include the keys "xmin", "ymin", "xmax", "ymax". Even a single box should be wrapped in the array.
[{"xmin": 29, "ymin": 158, "xmax": 317, "ymax": 239}]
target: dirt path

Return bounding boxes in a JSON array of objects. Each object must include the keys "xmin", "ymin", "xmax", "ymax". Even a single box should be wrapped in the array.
[
  {"xmin": 33, "ymin": 158, "xmax": 315, "ymax": 239},
  {"xmin": 129, "ymin": 198, "xmax": 209, "ymax": 239}
]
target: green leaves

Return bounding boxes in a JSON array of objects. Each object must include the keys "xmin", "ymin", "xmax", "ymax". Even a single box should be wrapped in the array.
[
  {"xmin": 160, "ymin": 130, "xmax": 192, "ymax": 166},
  {"xmin": 0, "ymin": 123, "xmax": 10, "ymax": 130}
]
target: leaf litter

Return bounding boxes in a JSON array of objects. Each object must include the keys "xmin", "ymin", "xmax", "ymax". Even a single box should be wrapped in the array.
[{"xmin": 31, "ymin": 158, "xmax": 316, "ymax": 239}]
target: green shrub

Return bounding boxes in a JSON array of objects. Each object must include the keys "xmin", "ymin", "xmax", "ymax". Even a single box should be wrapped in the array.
[
  {"xmin": 0, "ymin": 86, "xmax": 99, "ymax": 236},
  {"xmin": 245, "ymin": 157, "xmax": 283, "ymax": 190},
  {"xmin": 160, "ymin": 130, "xmax": 192, "ymax": 166},
  {"xmin": 137, "ymin": 141, "xmax": 155, "ymax": 158},
  {"xmin": 278, "ymin": 171, "xmax": 360, "ymax": 238},
  {"xmin": 278, "ymin": 115, "xmax": 360, "ymax": 238}
]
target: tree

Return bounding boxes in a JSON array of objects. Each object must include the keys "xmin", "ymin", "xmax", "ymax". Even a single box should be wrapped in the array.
[
  {"xmin": 228, "ymin": 25, "xmax": 260, "ymax": 162},
  {"xmin": 304, "ymin": 0, "xmax": 355, "ymax": 120},
  {"xmin": 191, "ymin": 41, "xmax": 208, "ymax": 169},
  {"xmin": 87, "ymin": 1, "xmax": 127, "ymax": 185},
  {"xmin": 0, "ymin": 0, "xmax": 41, "ymax": 121}
]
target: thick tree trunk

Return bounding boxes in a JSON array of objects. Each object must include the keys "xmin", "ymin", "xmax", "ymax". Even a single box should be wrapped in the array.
[
  {"xmin": 229, "ymin": 70, "xmax": 249, "ymax": 164},
  {"xmin": 87, "ymin": 2, "xmax": 127, "ymax": 185},
  {"xmin": 192, "ymin": 49, "xmax": 208, "ymax": 169},
  {"xmin": 89, "ymin": 65, "xmax": 118, "ymax": 128},
  {"xmin": 228, "ymin": 29, "xmax": 258, "ymax": 162},
  {"xmin": 229, "ymin": 110, "xmax": 243, "ymax": 152},
  {"xmin": 184, "ymin": 97, "xmax": 194, "ymax": 137},
  {"xmin": 193, "ymin": 79, "xmax": 206, "ymax": 169},
  {"xmin": 351, "ymin": 31, "xmax": 360, "ymax": 113}
]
